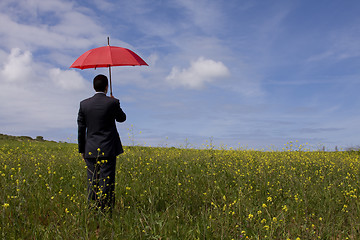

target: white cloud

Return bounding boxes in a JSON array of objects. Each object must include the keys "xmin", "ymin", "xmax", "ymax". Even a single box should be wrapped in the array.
[
  {"xmin": 24, "ymin": 0, "xmax": 73, "ymax": 12},
  {"xmin": 1, "ymin": 48, "xmax": 34, "ymax": 83},
  {"xmin": 0, "ymin": 48, "xmax": 87, "ymax": 90},
  {"xmin": 0, "ymin": 0, "xmax": 102, "ymax": 138},
  {"xmin": 49, "ymin": 68, "xmax": 87, "ymax": 91},
  {"xmin": 0, "ymin": 0, "xmax": 137, "ymax": 138},
  {"xmin": 166, "ymin": 57, "xmax": 230, "ymax": 89},
  {"xmin": 0, "ymin": 48, "xmax": 90, "ymax": 134},
  {"xmin": 174, "ymin": 0, "xmax": 224, "ymax": 33},
  {"xmin": 306, "ymin": 51, "xmax": 334, "ymax": 62},
  {"xmin": 0, "ymin": 1, "xmax": 104, "ymax": 54}
]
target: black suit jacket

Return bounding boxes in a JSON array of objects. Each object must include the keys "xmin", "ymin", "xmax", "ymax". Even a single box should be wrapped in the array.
[{"xmin": 77, "ymin": 93, "xmax": 126, "ymax": 158}]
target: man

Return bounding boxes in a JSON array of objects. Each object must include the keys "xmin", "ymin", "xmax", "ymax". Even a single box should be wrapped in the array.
[{"xmin": 77, "ymin": 74, "xmax": 126, "ymax": 213}]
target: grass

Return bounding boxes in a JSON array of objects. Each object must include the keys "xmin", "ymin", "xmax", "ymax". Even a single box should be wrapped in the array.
[{"xmin": 0, "ymin": 136, "xmax": 359, "ymax": 239}]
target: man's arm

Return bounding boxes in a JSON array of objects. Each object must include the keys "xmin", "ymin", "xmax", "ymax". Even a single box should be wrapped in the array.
[
  {"xmin": 114, "ymin": 99, "xmax": 126, "ymax": 123},
  {"xmin": 77, "ymin": 104, "xmax": 86, "ymax": 155}
]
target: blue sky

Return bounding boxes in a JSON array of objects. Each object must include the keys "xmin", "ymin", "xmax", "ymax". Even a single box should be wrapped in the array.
[{"xmin": 1, "ymin": 0, "xmax": 360, "ymax": 150}]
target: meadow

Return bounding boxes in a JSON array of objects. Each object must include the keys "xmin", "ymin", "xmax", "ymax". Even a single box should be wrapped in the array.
[{"xmin": 0, "ymin": 136, "xmax": 359, "ymax": 239}]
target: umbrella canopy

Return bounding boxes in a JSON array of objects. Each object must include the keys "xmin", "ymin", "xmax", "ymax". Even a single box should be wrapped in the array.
[
  {"xmin": 70, "ymin": 46, "xmax": 148, "ymax": 69},
  {"xmin": 70, "ymin": 38, "xmax": 148, "ymax": 96}
]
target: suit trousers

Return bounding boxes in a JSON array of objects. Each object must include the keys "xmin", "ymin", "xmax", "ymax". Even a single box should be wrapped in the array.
[{"xmin": 85, "ymin": 156, "xmax": 116, "ymax": 212}]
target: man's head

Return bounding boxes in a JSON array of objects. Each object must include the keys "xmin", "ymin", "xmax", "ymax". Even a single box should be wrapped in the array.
[{"xmin": 93, "ymin": 74, "xmax": 108, "ymax": 92}]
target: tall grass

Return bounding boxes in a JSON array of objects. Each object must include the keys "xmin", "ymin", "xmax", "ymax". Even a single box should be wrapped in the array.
[{"xmin": 0, "ymin": 139, "xmax": 359, "ymax": 239}]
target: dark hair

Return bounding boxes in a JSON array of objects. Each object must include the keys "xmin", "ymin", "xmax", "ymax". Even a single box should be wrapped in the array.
[{"xmin": 93, "ymin": 74, "xmax": 108, "ymax": 92}]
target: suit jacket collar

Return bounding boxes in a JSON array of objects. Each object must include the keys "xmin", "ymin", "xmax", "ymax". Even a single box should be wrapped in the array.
[{"xmin": 93, "ymin": 92, "xmax": 107, "ymax": 98}]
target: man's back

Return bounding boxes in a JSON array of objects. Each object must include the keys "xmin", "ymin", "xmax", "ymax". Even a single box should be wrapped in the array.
[{"xmin": 78, "ymin": 93, "xmax": 126, "ymax": 158}]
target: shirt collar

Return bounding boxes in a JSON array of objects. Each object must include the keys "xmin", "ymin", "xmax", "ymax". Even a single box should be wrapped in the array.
[{"xmin": 95, "ymin": 92, "xmax": 106, "ymax": 95}]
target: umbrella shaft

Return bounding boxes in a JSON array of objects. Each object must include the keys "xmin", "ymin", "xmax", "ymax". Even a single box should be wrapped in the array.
[{"xmin": 109, "ymin": 66, "xmax": 113, "ymax": 97}]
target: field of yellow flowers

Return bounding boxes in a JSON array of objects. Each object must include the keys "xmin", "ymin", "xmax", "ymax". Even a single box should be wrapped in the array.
[{"xmin": 1, "ymin": 138, "xmax": 359, "ymax": 239}]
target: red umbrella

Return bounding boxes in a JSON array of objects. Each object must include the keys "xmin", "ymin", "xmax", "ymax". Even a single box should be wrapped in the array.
[{"xmin": 70, "ymin": 37, "xmax": 148, "ymax": 96}]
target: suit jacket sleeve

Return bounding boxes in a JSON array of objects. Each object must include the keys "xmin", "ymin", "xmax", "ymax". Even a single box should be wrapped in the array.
[
  {"xmin": 77, "ymin": 103, "xmax": 86, "ymax": 153},
  {"xmin": 115, "ymin": 99, "xmax": 126, "ymax": 123}
]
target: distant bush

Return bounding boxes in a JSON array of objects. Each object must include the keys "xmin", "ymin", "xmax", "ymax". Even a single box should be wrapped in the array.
[
  {"xmin": 35, "ymin": 136, "xmax": 44, "ymax": 141},
  {"xmin": 0, "ymin": 133, "xmax": 32, "ymax": 141},
  {"xmin": 19, "ymin": 136, "xmax": 33, "ymax": 141},
  {"xmin": 346, "ymin": 146, "xmax": 360, "ymax": 152},
  {"xmin": 0, "ymin": 133, "xmax": 46, "ymax": 142}
]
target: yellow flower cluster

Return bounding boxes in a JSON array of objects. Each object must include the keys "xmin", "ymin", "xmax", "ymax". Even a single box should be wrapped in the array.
[{"xmin": 0, "ymin": 138, "xmax": 359, "ymax": 239}]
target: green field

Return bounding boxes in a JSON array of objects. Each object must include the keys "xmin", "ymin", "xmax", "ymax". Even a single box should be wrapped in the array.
[{"xmin": 0, "ymin": 136, "xmax": 359, "ymax": 239}]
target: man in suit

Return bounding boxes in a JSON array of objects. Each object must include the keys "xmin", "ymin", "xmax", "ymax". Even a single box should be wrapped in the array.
[{"xmin": 77, "ymin": 74, "xmax": 126, "ymax": 213}]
